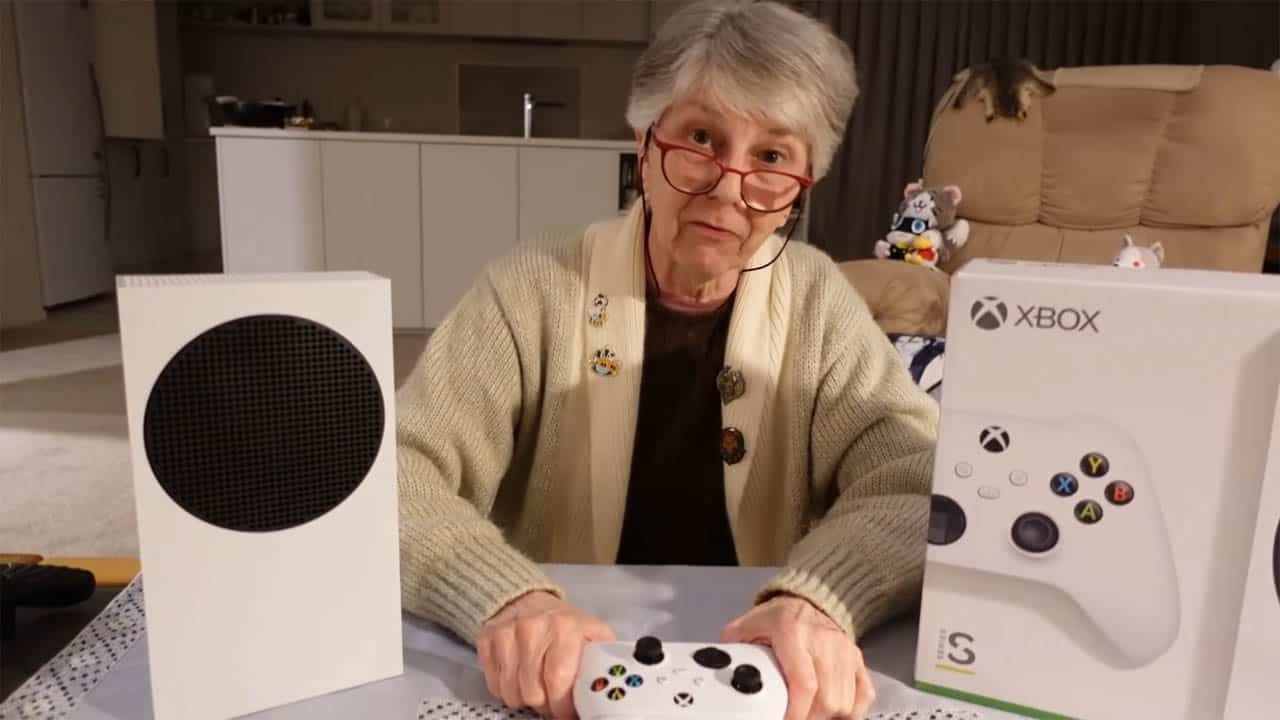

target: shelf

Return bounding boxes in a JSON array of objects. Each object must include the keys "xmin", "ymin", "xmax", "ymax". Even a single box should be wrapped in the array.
[
  {"xmin": 209, "ymin": 126, "xmax": 635, "ymax": 151},
  {"xmin": 176, "ymin": 19, "xmax": 648, "ymax": 47}
]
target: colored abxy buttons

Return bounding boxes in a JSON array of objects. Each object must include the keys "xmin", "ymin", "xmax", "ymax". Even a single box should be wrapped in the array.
[
  {"xmin": 1051, "ymin": 472, "xmax": 1079, "ymax": 497},
  {"xmin": 1075, "ymin": 500, "xmax": 1104, "ymax": 524},
  {"xmin": 1080, "ymin": 452, "xmax": 1109, "ymax": 478},
  {"xmin": 1106, "ymin": 480, "xmax": 1134, "ymax": 505}
]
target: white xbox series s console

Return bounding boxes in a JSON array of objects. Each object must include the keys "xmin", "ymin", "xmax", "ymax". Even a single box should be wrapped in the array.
[
  {"xmin": 116, "ymin": 272, "xmax": 404, "ymax": 719},
  {"xmin": 574, "ymin": 638, "xmax": 786, "ymax": 719},
  {"xmin": 914, "ymin": 258, "xmax": 1280, "ymax": 720},
  {"xmin": 1223, "ymin": 384, "xmax": 1280, "ymax": 720}
]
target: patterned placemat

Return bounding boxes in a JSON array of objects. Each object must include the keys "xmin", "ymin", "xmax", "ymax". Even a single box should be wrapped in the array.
[
  {"xmin": 0, "ymin": 576, "xmax": 147, "ymax": 720},
  {"xmin": 416, "ymin": 698, "xmax": 984, "ymax": 719},
  {"xmin": 0, "ymin": 574, "xmax": 987, "ymax": 720},
  {"xmin": 418, "ymin": 700, "xmax": 539, "ymax": 719}
]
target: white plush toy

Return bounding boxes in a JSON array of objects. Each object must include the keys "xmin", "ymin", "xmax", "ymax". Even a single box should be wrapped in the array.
[{"xmin": 1112, "ymin": 233, "xmax": 1164, "ymax": 269}]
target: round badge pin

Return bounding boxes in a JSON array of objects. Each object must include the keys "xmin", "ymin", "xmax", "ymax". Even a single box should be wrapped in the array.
[
  {"xmin": 720, "ymin": 427, "xmax": 746, "ymax": 464},
  {"xmin": 716, "ymin": 366, "xmax": 745, "ymax": 405}
]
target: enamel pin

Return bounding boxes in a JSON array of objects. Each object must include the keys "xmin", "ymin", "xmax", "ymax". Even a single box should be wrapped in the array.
[
  {"xmin": 589, "ymin": 293, "xmax": 608, "ymax": 327},
  {"xmin": 720, "ymin": 427, "xmax": 746, "ymax": 464},
  {"xmin": 716, "ymin": 366, "xmax": 745, "ymax": 405},
  {"xmin": 590, "ymin": 347, "xmax": 620, "ymax": 376}
]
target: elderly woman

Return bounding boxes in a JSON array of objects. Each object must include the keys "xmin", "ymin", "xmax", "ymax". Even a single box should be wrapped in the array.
[{"xmin": 396, "ymin": 1, "xmax": 938, "ymax": 719}]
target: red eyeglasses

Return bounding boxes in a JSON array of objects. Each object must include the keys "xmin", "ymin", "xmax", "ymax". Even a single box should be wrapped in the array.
[{"xmin": 647, "ymin": 132, "xmax": 813, "ymax": 213}]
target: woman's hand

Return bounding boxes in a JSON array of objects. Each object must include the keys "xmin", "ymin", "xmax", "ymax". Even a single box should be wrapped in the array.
[
  {"xmin": 477, "ymin": 590, "xmax": 616, "ymax": 719},
  {"xmin": 721, "ymin": 594, "xmax": 876, "ymax": 720}
]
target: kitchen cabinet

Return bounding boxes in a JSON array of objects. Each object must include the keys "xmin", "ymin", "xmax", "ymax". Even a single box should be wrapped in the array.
[
  {"xmin": 153, "ymin": 0, "xmax": 185, "ymax": 140},
  {"xmin": 89, "ymin": 0, "xmax": 165, "ymax": 140},
  {"xmin": 186, "ymin": 140, "xmax": 223, "ymax": 273},
  {"xmin": 583, "ymin": 0, "xmax": 649, "ymax": 42},
  {"xmin": 382, "ymin": 0, "xmax": 448, "ymax": 32},
  {"xmin": 446, "ymin": 0, "xmax": 515, "ymax": 36},
  {"xmin": 313, "ymin": 0, "xmax": 448, "ymax": 34},
  {"xmin": 518, "ymin": 146, "xmax": 623, "ymax": 246},
  {"xmin": 516, "ymin": 0, "xmax": 582, "ymax": 40},
  {"xmin": 420, "ymin": 143, "xmax": 517, "ymax": 327},
  {"xmin": 105, "ymin": 141, "xmax": 153, "ymax": 274},
  {"xmin": 309, "ymin": 0, "xmax": 380, "ymax": 30},
  {"xmin": 148, "ymin": 140, "xmax": 190, "ymax": 272},
  {"xmin": 89, "ymin": 0, "xmax": 194, "ymax": 271},
  {"xmin": 191, "ymin": 0, "xmax": 654, "ymax": 42},
  {"xmin": 322, "ymin": 141, "xmax": 424, "ymax": 328},
  {"xmin": 217, "ymin": 138, "xmax": 324, "ymax": 273},
  {"xmin": 103, "ymin": 140, "xmax": 185, "ymax": 273},
  {"xmin": 649, "ymin": 0, "xmax": 690, "ymax": 38},
  {"xmin": 213, "ymin": 129, "xmax": 632, "ymax": 329}
]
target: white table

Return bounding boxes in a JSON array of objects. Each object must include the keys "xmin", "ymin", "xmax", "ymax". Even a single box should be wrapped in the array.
[{"xmin": 12, "ymin": 564, "xmax": 1027, "ymax": 719}]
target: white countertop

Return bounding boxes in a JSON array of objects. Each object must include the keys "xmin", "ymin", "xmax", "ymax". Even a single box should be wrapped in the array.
[{"xmin": 209, "ymin": 126, "xmax": 636, "ymax": 150}]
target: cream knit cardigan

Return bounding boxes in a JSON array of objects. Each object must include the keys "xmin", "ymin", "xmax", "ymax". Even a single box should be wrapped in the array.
[{"xmin": 396, "ymin": 202, "xmax": 939, "ymax": 645}]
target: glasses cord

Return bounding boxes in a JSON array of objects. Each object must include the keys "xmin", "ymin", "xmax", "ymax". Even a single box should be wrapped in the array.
[{"xmin": 639, "ymin": 186, "xmax": 804, "ymax": 295}]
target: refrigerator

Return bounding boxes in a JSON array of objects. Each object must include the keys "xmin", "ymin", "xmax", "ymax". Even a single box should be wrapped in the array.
[{"xmin": 13, "ymin": 0, "xmax": 114, "ymax": 308}]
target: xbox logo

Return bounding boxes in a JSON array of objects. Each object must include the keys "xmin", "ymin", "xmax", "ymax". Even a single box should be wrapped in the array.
[
  {"xmin": 980, "ymin": 425, "xmax": 1010, "ymax": 453},
  {"xmin": 970, "ymin": 296, "xmax": 1008, "ymax": 330}
]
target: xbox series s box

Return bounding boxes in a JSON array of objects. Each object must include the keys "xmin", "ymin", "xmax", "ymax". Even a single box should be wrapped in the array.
[
  {"xmin": 1223, "ymin": 386, "xmax": 1280, "ymax": 720},
  {"xmin": 914, "ymin": 258, "xmax": 1280, "ymax": 719}
]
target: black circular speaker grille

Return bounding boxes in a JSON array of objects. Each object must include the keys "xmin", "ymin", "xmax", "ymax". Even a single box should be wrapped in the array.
[
  {"xmin": 143, "ymin": 314, "xmax": 384, "ymax": 533},
  {"xmin": 1273, "ymin": 515, "xmax": 1279, "ymax": 603}
]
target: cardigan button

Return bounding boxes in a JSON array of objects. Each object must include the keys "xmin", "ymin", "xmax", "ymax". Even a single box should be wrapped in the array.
[{"xmin": 720, "ymin": 427, "xmax": 746, "ymax": 464}]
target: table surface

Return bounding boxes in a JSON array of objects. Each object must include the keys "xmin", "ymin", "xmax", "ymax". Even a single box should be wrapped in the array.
[
  {"xmin": 1, "ymin": 588, "xmax": 123, "ymax": 701},
  {"xmin": 7, "ymin": 564, "xmax": 1028, "ymax": 719}
]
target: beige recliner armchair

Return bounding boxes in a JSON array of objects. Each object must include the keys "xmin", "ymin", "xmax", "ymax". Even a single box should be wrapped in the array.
[{"xmin": 842, "ymin": 63, "xmax": 1280, "ymax": 337}]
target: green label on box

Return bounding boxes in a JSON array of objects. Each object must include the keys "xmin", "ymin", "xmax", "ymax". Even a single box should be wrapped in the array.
[{"xmin": 913, "ymin": 681, "xmax": 1077, "ymax": 719}]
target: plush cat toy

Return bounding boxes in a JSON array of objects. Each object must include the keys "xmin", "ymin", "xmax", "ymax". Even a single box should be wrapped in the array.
[
  {"xmin": 874, "ymin": 181, "xmax": 971, "ymax": 270},
  {"xmin": 1112, "ymin": 234, "xmax": 1164, "ymax": 269}
]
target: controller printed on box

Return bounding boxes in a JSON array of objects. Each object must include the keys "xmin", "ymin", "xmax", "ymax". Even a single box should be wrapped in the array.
[{"xmin": 915, "ymin": 259, "xmax": 1280, "ymax": 720}]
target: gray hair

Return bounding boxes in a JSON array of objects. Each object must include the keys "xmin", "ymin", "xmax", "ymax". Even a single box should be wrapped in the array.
[{"xmin": 626, "ymin": 0, "xmax": 858, "ymax": 180}]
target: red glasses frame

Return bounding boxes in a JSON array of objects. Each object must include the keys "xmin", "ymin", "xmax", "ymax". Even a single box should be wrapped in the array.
[{"xmin": 647, "ymin": 132, "xmax": 814, "ymax": 213}]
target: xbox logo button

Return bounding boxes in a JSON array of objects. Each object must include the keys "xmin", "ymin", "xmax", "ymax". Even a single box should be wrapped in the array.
[
  {"xmin": 970, "ymin": 296, "xmax": 1008, "ymax": 330},
  {"xmin": 980, "ymin": 425, "xmax": 1010, "ymax": 453}
]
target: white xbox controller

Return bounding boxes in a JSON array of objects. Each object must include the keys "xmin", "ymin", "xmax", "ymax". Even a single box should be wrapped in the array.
[
  {"xmin": 573, "ymin": 637, "xmax": 787, "ymax": 719},
  {"xmin": 926, "ymin": 410, "xmax": 1181, "ymax": 668}
]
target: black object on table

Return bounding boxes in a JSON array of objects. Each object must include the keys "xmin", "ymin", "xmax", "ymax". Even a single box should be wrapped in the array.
[
  {"xmin": 0, "ymin": 564, "xmax": 110, "ymax": 704},
  {"xmin": 1, "ymin": 563, "xmax": 97, "ymax": 642}
]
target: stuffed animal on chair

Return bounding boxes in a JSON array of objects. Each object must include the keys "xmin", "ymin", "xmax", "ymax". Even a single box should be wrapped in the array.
[
  {"xmin": 1112, "ymin": 233, "xmax": 1164, "ymax": 269},
  {"xmin": 875, "ymin": 181, "xmax": 971, "ymax": 270}
]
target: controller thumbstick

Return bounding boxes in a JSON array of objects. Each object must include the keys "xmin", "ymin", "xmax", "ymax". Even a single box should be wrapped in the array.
[
  {"xmin": 633, "ymin": 636, "xmax": 664, "ymax": 665},
  {"xmin": 731, "ymin": 664, "xmax": 763, "ymax": 694}
]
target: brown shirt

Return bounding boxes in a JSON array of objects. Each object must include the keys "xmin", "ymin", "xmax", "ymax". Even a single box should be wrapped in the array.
[{"xmin": 615, "ymin": 288, "xmax": 739, "ymax": 566}]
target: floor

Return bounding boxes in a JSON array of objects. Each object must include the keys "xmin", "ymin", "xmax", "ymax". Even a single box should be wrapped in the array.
[{"xmin": 0, "ymin": 292, "xmax": 431, "ymax": 560}]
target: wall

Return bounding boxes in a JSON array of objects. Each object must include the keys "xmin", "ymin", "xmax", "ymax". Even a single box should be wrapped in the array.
[
  {"xmin": 178, "ymin": 27, "xmax": 643, "ymax": 140},
  {"xmin": 0, "ymin": 0, "xmax": 46, "ymax": 330}
]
